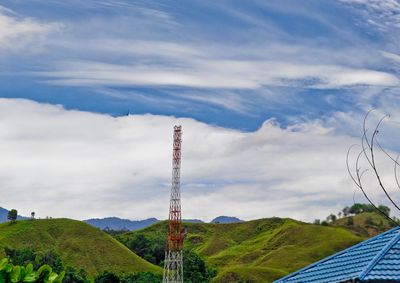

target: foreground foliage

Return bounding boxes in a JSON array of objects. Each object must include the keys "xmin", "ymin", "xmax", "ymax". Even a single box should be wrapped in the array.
[
  {"xmin": 4, "ymin": 248, "xmax": 164, "ymax": 283},
  {"xmin": 0, "ymin": 258, "xmax": 65, "ymax": 282}
]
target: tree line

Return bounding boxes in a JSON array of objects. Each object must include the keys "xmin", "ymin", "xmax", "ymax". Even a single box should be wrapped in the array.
[{"xmin": 313, "ymin": 203, "xmax": 393, "ymax": 226}]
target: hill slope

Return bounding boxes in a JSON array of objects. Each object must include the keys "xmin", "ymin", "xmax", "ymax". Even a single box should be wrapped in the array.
[
  {"xmin": 0, "ymin": 218, "xmax": 161, "ymax": 277},
  {"xmin": 333, "ymin": 212, "xmax": 394, "ymax": 237},
  {"xmin": 119, "ymin": 217, "xmax": 364, "ymax": 282}
]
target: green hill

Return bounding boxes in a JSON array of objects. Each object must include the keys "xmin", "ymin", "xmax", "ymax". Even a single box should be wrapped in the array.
[
  {"xmin": 333, "ymin": 212, "xmax": 394, "ymax": 237},
  {"xmin": 0, "ymin": 218, "xmax": 161, "ymax": 277},
  {"xmin": 118, "ymin": 217, "xmax": 365, "ymax": 282}
]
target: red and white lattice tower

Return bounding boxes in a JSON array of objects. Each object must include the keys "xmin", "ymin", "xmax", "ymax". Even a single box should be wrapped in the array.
[{"xmin": 163, "ymin": 125, "xmax": 184, "ymax": 283}]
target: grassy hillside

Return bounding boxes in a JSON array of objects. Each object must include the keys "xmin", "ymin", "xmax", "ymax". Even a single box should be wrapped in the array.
[
  {"xmin": 0, "ymin": 218, "xmax": 162, "ymax": 277},
  {"xmin": 119, "ymin": 217, "xmax": 364, "ymax": 282},
  {"xmin": 333, "ymin": 212, "xmax": 394, "ymax": 237}
]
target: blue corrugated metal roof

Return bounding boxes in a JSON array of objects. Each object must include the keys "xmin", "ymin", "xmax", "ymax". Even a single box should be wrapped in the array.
[{"xmin": 274, "ymin": 226, "xmax": 400, "ymax": 283}]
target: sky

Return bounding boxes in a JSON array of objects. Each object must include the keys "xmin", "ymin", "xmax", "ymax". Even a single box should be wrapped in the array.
[{"xmin": 1, "ymin": 0, "xmax": 400, "ymax": 222}]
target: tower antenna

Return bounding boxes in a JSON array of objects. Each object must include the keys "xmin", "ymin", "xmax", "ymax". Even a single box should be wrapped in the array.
[{"xmin": 163, "ymin": 125, "xmax": 184, "ymax": 283}]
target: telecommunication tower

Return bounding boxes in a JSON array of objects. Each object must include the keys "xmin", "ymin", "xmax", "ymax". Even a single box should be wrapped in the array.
[{"xmin": 163, "ymin": 125, "xmax": 184, "ymax": 283}]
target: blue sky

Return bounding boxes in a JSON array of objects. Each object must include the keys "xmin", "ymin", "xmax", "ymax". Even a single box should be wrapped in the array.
[
  {"xmin": 1, "ymin": 0, "xmax": 400, "ymax": 221},
  {"xmin": 2, "ymin": 0, "xmax": 400, "ymax": 131}
]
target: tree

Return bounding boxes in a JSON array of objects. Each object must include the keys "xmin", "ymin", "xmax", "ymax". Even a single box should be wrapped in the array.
[
  {"xmin": 347, "ymin": 216, "xmax": 354, "ymax": 226},
  {"xmin": 313, "ymin": 219, "xmax": 320, "ymax": 225},
  {"xmin": 63, "ymin": 266, "xmax": 90, "ymax": 283},
  {"xmin": 7, "ymin": 209, "xmax": 17, "ymax": 224},
  {"xmin": 347, "ymin": 111, "xmax": 400, "ymax": 225},
  {"xmin": 183, "ymin": 250, "xmax": 216, "ymax": 283},
  {"xmin": 342, "ymin": 206, "xmax": 350, "ymax": 217},
  {"xmin": 31, "ymin": 212, "xmax": 35, "ymax": 220},
  {"xmin": 321, "ymin": 220, "xmax": 329, "ymax": 226},
  {"xmin": 118, "ymin": 233, "xmax": 217, "ymax": 282},
  {"xmin": 378, "ymin": 205, "xmax": 390, "ymax": 217},
  {"xmin": 119, "ymin": 234, "xmax": 164, "ymax": 266},
  {"xmin": 121, "ymin": 272, "xmax": 162, "ymax": 283},
  {"xmin": 94, "ymin": 271, "xmax": 120, "ymax": 283},
  {"xmin": 349, "ymin": 203, "xmax": 364, "ymax": 215},
  {"xmin": 326, "ymin": 214, "xmax": 337, "ymax": 223}
]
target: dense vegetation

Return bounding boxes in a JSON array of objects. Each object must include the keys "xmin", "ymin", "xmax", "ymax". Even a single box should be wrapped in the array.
[
  {"xmin": 314, "ymin": 203, "xmax": 396, "ymax": 236},
  {"xmin": 0, "ymin": 219, "xmax": 161, "ymax": 277},
  {"xmin": 0, "ymin": 258, "xmax": 64, "ymax": 282},
  {"xmin": 320, "ymin": 203, "xmax": 392, "ymax": 222},
  {"xmin": 116, "ymin": 233, "xmax": 217, "ymax": 282},
  {"xmin": 117, "ymin": 217, "xmax": 367, "ymax": 282},
  {"xmin": 3, "ymin": 248, "xmax": 163, "ymax": 283}
]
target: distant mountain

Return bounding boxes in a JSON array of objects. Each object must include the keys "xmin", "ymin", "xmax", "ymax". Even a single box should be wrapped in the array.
[
  {"xmin": 0, "ymin": 207, "xmax": 29, "ymax": 223},
  {"xmin": 84, "ymin": 217, "xmax": 159, "ymax": 231},
  {"xmin": 210, "ymin": 216, "xmax": 243, "ymax": 224}
]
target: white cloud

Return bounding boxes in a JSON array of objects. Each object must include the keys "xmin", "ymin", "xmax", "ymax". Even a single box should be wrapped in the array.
[
  {"xmin": 0, "ymin": 6, "xmax": 59, "ymax": 51},
  {"xmin": 1, "ymin": 98, "xmax": 399, "ymax": 222},
  {"xmin": 3, "ymin": 1, "xmax": 398, "ymax": 116},
  {"xmin": 36, "ymin": 58, "xmax": 399, "ymax": 90},
  {"xmin": 339, "ymin": 0, "xmax": 400, "ymax": 30}
]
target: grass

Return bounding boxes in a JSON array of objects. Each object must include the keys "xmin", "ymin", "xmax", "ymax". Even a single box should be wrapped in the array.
[
  {"xmin": 119, "ymin": 217, "xmax": 365, "ymax": 282},
  {"xmin": 0, "ymin": 213, "xmax": 388, "ymax": 282},
  {"xmin": 333, "ymin": 212, "xmax": 394, "ymax": 237},
  {"xmin": 0, "ymin": 218, "xmax": 162, "ymax": 277}
]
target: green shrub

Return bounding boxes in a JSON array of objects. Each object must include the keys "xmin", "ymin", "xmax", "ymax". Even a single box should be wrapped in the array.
[
  {"xmin": 63, "ymin": 266, "xmax": 90, "ymax": 283},
  {"xmin": 347, "ymin": 217, "xmax": 354, "ymax": 226},
  {"xmin": 121, "ymin": 272, "xmax": 162, "ymax": 283},
  {"xmin": 0, "ymin": 258, "xmax": 64, "ymax": 282},
  {"xmin": 5, "ymin": 248, "xmax": 64, "ymax": 274},
  {"xmin": 94, "ymin": 271, "xmax": 120, "ymax": 283}
]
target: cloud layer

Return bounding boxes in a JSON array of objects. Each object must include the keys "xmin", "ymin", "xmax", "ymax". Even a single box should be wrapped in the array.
[
  {"xmin": 3, "ymin": 0, "xmax": 400, "ymax": 124},
  {"xmin": 1, "ymin": 98, "xmax": 399, "ymax": 222},
  {"xmin": 0, "ymin": 6, "xmax": 58, "ymax": 51},
  {"xmin": 38, "ymin": 59, "xmax": 399, "ymax": 90},
  {"xmin": 2, "ymin": 1, "xmax": 400, "ymax": 222}
]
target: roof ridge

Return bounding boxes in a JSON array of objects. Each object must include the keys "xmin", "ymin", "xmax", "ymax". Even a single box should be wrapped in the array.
[
  {"xmin": 274, "ymin": 226, "xmax": 400, "ymax": 283},
  {"xmin": 358, "ymin": 228, "xmax": 400, "ymax": 280}
]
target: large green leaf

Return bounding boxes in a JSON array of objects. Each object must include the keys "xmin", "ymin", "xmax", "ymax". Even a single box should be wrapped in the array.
[
  {"xmin": 0, "ymin": 259, "xmax": 8, "ymax": 272},
  {"xmin": 19, "ymin": 266, "xmax": 26, "ymax": 280},
  {"xmin": 24, "ymin": 264, "xmax": 33, "ymax": 275},
  {"xmin": 35, "ymin": 264, "xmax": 52, "ymax": 281},
  {"xmin": 22, "ymin": 272, "xmax": 36, "ymax": 283},
  {"xmin": 51, "ymin": 271, "xmax": 64, "ymax": 283},
  {"xmin": 5, "ymin": 264, "xmax": 13, "ymax": 273},
  {"xmin": 10, "ymin": 266, "xmax": 21, "ymax": 283}
]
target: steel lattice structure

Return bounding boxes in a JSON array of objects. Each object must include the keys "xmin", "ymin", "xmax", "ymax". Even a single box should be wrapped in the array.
[{"xmin": 163, "ymin": 126, "xmax": 184, "ymax": 283}]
